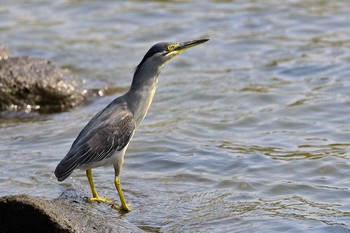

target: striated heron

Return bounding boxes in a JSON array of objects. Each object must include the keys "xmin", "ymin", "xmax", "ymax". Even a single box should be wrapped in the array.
[{"xmin": 55, "ymin": 39, "xmax": 209, "ymax": 211}]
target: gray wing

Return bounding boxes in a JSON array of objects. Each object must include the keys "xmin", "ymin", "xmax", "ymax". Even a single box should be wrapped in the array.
[{"xmin": 55, "ymin": 107, "xmax": 136, "ymax": 181}]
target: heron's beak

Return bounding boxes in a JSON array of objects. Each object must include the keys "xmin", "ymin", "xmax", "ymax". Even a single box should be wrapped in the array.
[
  {"xmin": 166, "ymin": 39, "xmax": 209, "ymax": 57},
  {"xmin": 176, "ymin": 39, "xmax": 209, "ymax": 52}
]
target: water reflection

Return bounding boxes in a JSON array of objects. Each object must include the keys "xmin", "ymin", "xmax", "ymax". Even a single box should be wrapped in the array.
[{"xmin": 219, "ymin": 141, "xmax": 350, "ymax": 161}]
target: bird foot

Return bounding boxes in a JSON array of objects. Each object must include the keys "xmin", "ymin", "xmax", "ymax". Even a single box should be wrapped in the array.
[
  {"xmin": 110, "ymin": 203, "xmax": 132, "ymax": 212},
  {"xmin": 87, "ymin": 196, "xmax": 109, "ymax": 203}
]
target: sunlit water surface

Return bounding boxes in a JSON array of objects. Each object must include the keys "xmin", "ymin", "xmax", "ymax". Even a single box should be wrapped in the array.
[{"xmin": 1, "ymin": 0, "xmax": 350, "ymax": 232}]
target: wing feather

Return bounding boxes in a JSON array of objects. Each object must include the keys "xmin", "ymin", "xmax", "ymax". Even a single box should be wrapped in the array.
[{"xmin": 55, "ymin": 104, "xmax": 136, "ymax": 181}]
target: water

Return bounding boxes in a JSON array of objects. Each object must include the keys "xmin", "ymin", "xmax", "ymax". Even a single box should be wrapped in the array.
[{"xmin": 1, "ymin": 0, "xmax": 350, "ymax": 232}]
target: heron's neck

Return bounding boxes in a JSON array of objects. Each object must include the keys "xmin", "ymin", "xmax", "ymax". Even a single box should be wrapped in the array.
[{"xmin": 127, "ymin": 65, "xmax": 162, "ymax": 126}]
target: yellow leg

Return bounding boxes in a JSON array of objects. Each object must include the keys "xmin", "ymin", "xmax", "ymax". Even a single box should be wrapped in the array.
[
  {"xmin": 113, "ymin": 177, "xmax": 131, "ymax": 211},
  {"xmin": 86, "ymin": 169, "xmax": 107, "ymax": 203}
]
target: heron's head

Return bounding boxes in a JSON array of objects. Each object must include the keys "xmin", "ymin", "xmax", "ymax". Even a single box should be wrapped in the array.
[{"xmin": 134, "ymin": 39, "xmax": 209, "ymax": 76}]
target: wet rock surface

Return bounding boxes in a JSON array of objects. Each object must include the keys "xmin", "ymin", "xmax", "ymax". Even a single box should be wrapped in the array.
[
  {"xmin": 0, "ymin": 194, "xmax": 143, "ymax": 233},
  {"xmin": 0, "ymin": 57, "xmax": 88, "ymax": 113}
]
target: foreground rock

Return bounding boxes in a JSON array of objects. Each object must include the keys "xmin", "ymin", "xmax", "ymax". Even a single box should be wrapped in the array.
[
  {"xmin": 0, "ymin": 57, "xmax": 90, "ymax": 113},
  {"xmin": 0, "ymin": 194, "xmax": 143, "ymax": 233}
]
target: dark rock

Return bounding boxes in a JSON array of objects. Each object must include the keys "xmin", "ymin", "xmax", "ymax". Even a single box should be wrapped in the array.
[
  {"xmin": 0, "ymin": 57, "xmax": 88, "ymax": 113},
  {"xmin": 0, "ymin": 194, "xmax": 143, "ymax": 233}
]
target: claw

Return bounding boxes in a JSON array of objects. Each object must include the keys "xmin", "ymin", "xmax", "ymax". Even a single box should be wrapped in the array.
[{"xmin": 110, "ymin": 203, "xmax": 120, "ymax": 210}]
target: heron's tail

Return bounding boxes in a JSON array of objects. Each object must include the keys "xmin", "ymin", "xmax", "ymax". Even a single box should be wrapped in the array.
[{"xmin": 54, "ymin": 158, "xmax": 78, "ymax": 182}]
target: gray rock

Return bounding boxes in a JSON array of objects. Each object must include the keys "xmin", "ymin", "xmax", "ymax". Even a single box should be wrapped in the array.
[
  {"xmin": 0, "ymin": 194, "xmax": 144, "ymax": 233},
  {"xmin": 0, "ymin": 57, "xmax": 88, "ymax": 113}
]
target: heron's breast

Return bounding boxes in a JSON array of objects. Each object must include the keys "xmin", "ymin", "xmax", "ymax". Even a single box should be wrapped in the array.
[{"xmin": 133, "ymin": 83, "xmax": 158, "ymax": 125}]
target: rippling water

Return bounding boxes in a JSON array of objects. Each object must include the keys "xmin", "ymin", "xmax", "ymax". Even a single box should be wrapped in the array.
[{"xmin": 1, "ymin": 0, "xmax": 350, "ymax": 232}]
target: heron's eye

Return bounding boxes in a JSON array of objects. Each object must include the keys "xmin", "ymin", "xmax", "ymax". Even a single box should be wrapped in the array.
[{"xmin": 167, "ymin": 45, "xmax": 176, "ymax": 51}]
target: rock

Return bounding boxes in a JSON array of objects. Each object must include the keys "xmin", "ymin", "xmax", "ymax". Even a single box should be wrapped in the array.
[
  {"xmin": 0, "ymin": 57, "xmax": 88, "ymax": 113},
  {"xmin": 0, "ymin": 194, "xmax": 144, "ymax": 233}
]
